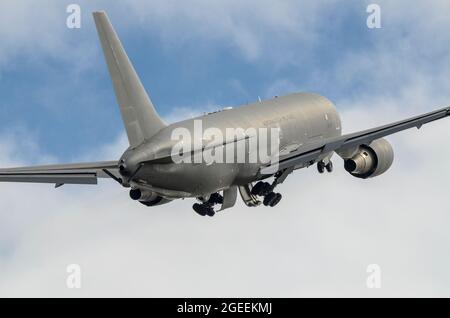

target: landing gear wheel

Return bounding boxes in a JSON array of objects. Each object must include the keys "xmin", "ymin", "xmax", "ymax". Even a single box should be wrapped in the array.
[
  {"xmin": 317, "ymin": 161, "xmax": 325, "ymax": 174},
  {"xmin": 263, "ymin": 192, "xmax": 278, "ymax": 206},
  {"xmin": 269, "ymin": 193, "xmax": 282, "ymax": 207},
  {"xmin": 205, "ymin": 208, "xmax": 215, "ymax": 217},
  {"xmin": 193, "ymin": 203, "xmax": 207, "ymax": 216},
  {"xmin": 251, "ymin": 182, "xmax": 264, "ymax": 196},
  {"xmin": 208, "ymin": 193, "xmax": 223, "ymax": 205},
  {"xmin": 251, "ymin": 182, "xmax": 271, "ymax": 196},
  {"xmin": 325, "ymin": 161, "xmax": 333, "ymax": 173}
]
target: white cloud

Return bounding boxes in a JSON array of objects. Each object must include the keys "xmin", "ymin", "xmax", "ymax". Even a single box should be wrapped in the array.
[
  {"xmin": 1, "ymin": 0, "xmax": 450, "ymax": 298},
  {"xmin": 112, "ymin": 0, "xmax": 328, "ymax": 62},
  {"xmin": 0, "ymin": 0, "xmax": 99, "ymax": 74},
  {"xmin": 0, "ymin": 0, "xmax": 335, "ymax": 70}
]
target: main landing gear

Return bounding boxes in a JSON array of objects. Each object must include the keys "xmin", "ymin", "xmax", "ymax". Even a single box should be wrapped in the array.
[
  {"xmin": 250, "ymin": 181, "xmax": 282, "ymax": 207},
  {"xmin": 317, "ymin": 160, "xmax": 333, "ymax": 174},
  {"xmin": 192, "ymin": 193, "xmax": 223, "ymax": 217},
  {"xmin": 250, "ymin": 168, "xmax": 294, "ymax": 207}
]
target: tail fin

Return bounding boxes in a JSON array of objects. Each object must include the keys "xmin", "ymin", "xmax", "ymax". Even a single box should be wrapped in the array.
[{"xmin": 93, "ymin": 11, "xmax": 166, "ymax": 147}]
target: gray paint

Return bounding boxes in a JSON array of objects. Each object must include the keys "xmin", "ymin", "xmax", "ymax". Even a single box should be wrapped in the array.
[{"xmin": 121, "ymin": 92, "xmax": 341, "ymax": 198}]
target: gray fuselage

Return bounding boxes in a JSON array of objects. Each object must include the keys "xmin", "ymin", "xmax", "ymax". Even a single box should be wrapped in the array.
[{"xmin": 120, "ymin": 92, "xmax": 342, "ymax": 198}]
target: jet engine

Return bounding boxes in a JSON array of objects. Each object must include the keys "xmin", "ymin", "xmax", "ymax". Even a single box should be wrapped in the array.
[
  {"xmin": 129, "ymin": 188, "xmax": 172, "ymax": 206},
  {"xmin": 344, "ymin": 138, "xmax": 394, "ymax": 179}
]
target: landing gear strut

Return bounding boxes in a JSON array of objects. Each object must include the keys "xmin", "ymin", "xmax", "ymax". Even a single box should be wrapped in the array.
[{"xmin": 192, "ymin": 193, "xmax": 223, "ymax": 217}]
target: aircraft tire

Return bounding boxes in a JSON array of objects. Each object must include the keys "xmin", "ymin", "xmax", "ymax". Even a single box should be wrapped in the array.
[
  {"xmin": 193, "ymin": 203, "xmax": 207, "ymax": 216},
  {"xmin": 269, "ymin": 193, "xmax": 282, "ymax": 207},
  {"xmin": 317, "ymin": 161, "xmax": 325, "ymax": 173},
  {"xmin": 251, "ymin": 182, "xmax": 265, "ymax": 196},
  {"xmin": 209, "ymin": 193, "xmax": 223, "ymax": 205},
  {"xmin": 205, "ymin": 208, "xmax": 215, "ymax": 217},
  {"xmin": 263, "ymin": 192, "xmax": 277, "ymax": 206}
]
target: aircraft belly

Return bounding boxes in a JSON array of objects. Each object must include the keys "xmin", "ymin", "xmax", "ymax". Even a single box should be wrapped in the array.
[{"xmin": 136, "ymin": 162, "xmax": 241, "ymax": 197}]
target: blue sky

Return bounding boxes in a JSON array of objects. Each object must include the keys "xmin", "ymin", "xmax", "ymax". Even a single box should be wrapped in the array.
[{"xmin": 0, "ymin": 0, "xmax": 393, "ymax": 160}]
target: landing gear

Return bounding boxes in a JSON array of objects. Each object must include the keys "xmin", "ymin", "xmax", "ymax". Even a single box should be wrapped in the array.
[
  {"xmin": 251, "ymin": 181, "xmax": 282, "ymax": 208},
  {"xmin": 192, "ymin": 193, "xmax": 223, "ymax": 217},
  {"xmin": 317, "ymin": 161, "xmax": 325, "ymax": 174},
  {"xmin": 317, "ymin": 160, "xmax": 333, "ymax": 173},
  {"xmin": 208, "ymin": 193, "xmax": 223, "ymax": 205},
  {"xmin": 251, "ymin": 182, "xmax": 271, "ymax": 196},
  {"xmin": 193, "ymin": 203, "xmax": 208, "ymax": 216},
  {"xmin": 263, "ymin": 192, "xmax": 282, "ymax": 207},
  {"xmin": 193, "ymin": 203, "xmax": 215, "ymax": 217},
  {"xmin": 250, "ymin": 168, "xmax": 293, "ymax": 208}
]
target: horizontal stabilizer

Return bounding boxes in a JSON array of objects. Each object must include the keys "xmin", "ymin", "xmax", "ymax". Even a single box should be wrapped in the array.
[{"xmin": 0, "ymin": 161, "xmax": 119, "ymax": 185}]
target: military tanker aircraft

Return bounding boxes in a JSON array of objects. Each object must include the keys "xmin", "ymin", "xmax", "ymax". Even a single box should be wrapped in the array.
[{"xmin": 0, "ymin": 11, "xmax": 449, "ymax": 216}]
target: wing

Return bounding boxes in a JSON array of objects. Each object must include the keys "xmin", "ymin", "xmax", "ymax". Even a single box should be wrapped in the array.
[
  {"xmin": 0, "ymin": 161, "xmax": 120, "ymax": 186},
  {"xmin": 260, "ymin": 106, "xmax": 450, "ymax": 174}
]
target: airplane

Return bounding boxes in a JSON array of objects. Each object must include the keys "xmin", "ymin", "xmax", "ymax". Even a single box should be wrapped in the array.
[{"xmin": 0, "ymin": 11, "xmax": 449, "ymax": 217}]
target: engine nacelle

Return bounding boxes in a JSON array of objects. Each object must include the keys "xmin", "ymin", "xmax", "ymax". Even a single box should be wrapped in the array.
[
  {"xmin": 129, "ymin": 188, "xmax": 172, "ymax": 206},
  {"xmin": 344, "ymin": 138, "xmax": 394, "ymax": 179}
]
